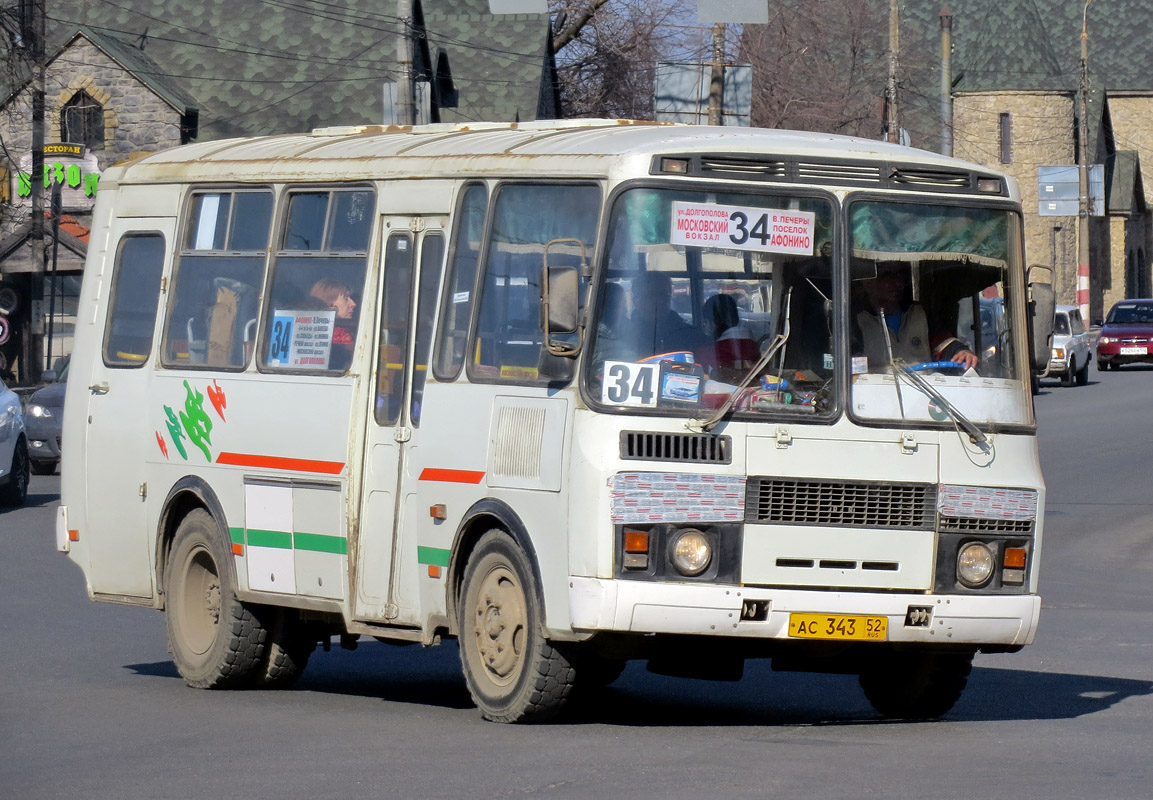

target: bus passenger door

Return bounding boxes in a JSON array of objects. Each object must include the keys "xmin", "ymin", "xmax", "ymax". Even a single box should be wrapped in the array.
[
  {"xmin": 82, "ymin": 219, "xmax": 174, "ymax": 597},
  {"xmin": 354, "ymin": 219, "xmax": 443, "ymax": 622}
]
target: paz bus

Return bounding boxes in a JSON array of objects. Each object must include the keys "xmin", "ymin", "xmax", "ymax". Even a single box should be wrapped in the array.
[{"xmin": 58, "ymin": 119, "xmax": 1053, "ymax": 722}]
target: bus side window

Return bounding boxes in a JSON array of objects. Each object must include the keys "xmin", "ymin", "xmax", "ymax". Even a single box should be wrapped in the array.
[
  {"xmin": 411, "ymin": 233, "xmax": 444, "ymax": 426},
  {"xmin": 103, "ymin": 234, "xmax": 166, "ymax": 367},
  {"xmin": 434, "ymin": 183, "xmax": 487, "ymax": 381},
  {"xmin": 164, "ymin": 190, "xmax": 272, "ymax": 369},
  {"xmin": 470, "ymin": 182, "xmax": 600, "ymax": 384},
  {"xmin": 261, "ymin": 188, "xmax": 373, "ymax": 374}
]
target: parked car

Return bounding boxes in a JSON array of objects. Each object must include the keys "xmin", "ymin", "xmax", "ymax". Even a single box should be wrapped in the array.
[
  {"xmin": 0, "ymin": 376, "xmax": 28, "ymax": 506},
  {"xmin": 25, "ymin": 357, "xmax": 67, "ymax": 475},
  {"xmin": 1096, "ymin": 298, "xmax": 1153, "ymax": 370},
  {"xmin": 1047, "ymin": 304, "xmax": 1091, "ymax": 385}
]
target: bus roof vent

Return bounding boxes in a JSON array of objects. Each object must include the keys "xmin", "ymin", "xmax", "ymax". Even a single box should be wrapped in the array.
[
  {"xmin": 620, "ymin": 431, "xmax": 732, "ymax": 465},
  {"xmin": 889, "ymin": 167, "xmax": 972, "ymax": 189},
  {"xmin": 699, "ymin": 157, "xmax": 787, "ymax": 178},
  {"xmin": 796, "ymin": 161, "xmax": 883, "ymax": 184}
]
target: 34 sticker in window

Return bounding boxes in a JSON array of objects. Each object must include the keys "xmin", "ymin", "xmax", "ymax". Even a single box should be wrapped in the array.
[
  {"xmin": 671, "ymin": 202, "xmax": 815, "ymax": 255},
  {"xmin": 602, "ymin": 361, "xmax": 659, "ymax": 407}
]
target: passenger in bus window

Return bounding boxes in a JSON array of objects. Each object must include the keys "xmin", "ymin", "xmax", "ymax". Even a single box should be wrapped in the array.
[
  {"xmin": 310, "ymin": 278, "xmax": 357, "ymax": 370},
  {"xmin": 696, "ymin": 293, "xmax": 760, "ymax": 381},
  {"xmin": 852, "ymin": 261, "xmax": 977, "ymax": 371}
]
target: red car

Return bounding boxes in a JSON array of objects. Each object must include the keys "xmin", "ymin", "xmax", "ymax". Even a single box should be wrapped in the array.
[{"xmin": 1097, "ymin": 299, "xmax": 1153, "ymax": 370}]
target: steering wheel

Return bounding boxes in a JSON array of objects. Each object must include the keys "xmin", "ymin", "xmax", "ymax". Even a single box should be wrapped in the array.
[{"xmin": 905, "ymin": 360, "xmax": 966, "ymax": 373}]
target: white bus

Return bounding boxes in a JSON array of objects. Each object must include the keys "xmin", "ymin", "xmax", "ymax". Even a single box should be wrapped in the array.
[{"xmin": 59, "ymin": 119, "xmax": 1054, "ymax": 722}]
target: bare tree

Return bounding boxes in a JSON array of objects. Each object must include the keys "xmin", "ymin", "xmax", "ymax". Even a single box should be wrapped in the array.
[
  {"xmin": 549, "ymin": 0, "xmax": 699, "ymax": 120},
  {"xmin": 739, "ymin": 0, "xmax": 889, "ymax": 136}
]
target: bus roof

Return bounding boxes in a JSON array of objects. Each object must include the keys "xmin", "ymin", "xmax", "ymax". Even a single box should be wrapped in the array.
[{"xmin": 106, "ymin": 119, "xmax": 1015, "ymax": 198}]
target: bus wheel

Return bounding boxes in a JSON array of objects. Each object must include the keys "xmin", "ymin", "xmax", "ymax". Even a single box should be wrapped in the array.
[
  {"xmin": 165, "ymin": 509, "xmax": 267, "ymax": 689},
  {"xmin": 256, "ymin": 608, "xmax": 315, "ymax": 688},
  {"xmin": 859, "ymin": 651, "xmax": 974, "ymax": 719},
  {"xmin": 457, "ymin": 530, "xmax": 575, "ymax": 723}
]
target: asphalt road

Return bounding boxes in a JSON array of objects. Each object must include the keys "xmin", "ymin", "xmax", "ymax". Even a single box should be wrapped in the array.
[{"xmin": 3, "ymin": 368, "xmax": 1153, "ymax": 799}]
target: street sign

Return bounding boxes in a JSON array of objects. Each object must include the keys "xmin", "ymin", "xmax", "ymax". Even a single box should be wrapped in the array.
[
  {"xmin": 1038, "ymin": 164, "xmax": 1104, "ymax": 216},
  {"xmin": 696, "ymin": 0, "xmax": 769, "ymax": 24},
  {"xmin": 488, "ymin": 0, "xmax": 547, "ymax": 12},
  {"xmin": 654, "ymin": 62, "xmax": 752, "ymax": 126}
]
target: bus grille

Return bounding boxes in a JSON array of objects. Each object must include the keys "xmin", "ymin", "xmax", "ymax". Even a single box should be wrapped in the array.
[
  {"xmin": 619, "ymin": 431, "xmax": 732, "ymax": 464},
  {"xmin": 939, "ymin": 516, "xmax": 1035, "ymax": 535},
  {"xmin": 745, "ymin": 477, "xmax": 936, "ymax": 529}
]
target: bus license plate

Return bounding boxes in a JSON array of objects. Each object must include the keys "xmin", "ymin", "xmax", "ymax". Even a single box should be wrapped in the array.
[{"xmin": 788, "ymin": 613, "xmax": 887, "ymax": 641}]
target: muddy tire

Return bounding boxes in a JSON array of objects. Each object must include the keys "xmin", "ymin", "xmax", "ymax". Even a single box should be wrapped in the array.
[
  {"xmin": 165, "ymin": 509, "xmax": 267, "ymax": 689},
  {"xmin": 859, "ymin": 651, "xmax": 974, "ymax": 719},
  {"xmin": 255, "ymin": 607, "xmax": 315, "ymax": 688},
  {"xmin": 458, "ymin": 530, "xmax": 575, "ymax": 723}
]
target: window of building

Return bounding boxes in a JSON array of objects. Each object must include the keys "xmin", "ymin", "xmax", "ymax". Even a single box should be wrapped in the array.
[
  {"xmin": 61, "ymin": 91, "xmax": 104, "ymax": 150},
  {"xmin": 998, "ymin": 112, "xmax": 1012, "ymax": 164}
]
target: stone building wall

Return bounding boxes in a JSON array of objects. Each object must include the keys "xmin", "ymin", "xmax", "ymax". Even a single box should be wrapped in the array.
[
  {"xmin": 953, "ymin": 92, "xmax": 1082, "ymax": 303},
  {"xmin": 1106, "ymin": 96, "xmax": 1153, "ymax": 206}
]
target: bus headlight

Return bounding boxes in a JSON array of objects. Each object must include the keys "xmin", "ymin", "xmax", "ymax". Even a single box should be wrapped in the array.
[
  {"xmin": 957, "ymin": 542, "xmax": 994, "ymax": 587},
  {"xmin": 670, "ymin": 529, "xmax": 711, "ymax": 576}
]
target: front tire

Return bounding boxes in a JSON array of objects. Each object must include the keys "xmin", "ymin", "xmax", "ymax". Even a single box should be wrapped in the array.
[
  {"xmin": 165, "ymin": 509, "xmax": 268, "ymax": 688},
  {"xmin": 30, "ymin": 458, "xmax": 57, "ymax": 476},
  {"xmin": 457, "ymin": 530, "xmax": 575, "ymax": 723},
  {"xmin": 1075, "ymin": 359, "xmax": 1089, "ymax": 385},
  {"xmin": 0, "ymin": 438, "xmax": 29, "ymax": 506},
  {"xmin": 1062, "ymin": 358, "xmax": 1076, "ymax": 386},
  {"xmin": 859, "ymin": 651, "xmax": 974, "ymax": 719}
]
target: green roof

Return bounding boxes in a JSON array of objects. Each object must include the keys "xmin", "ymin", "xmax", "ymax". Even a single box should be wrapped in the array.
[{"xmin": 51, "ymin": 0, "xmax": 556, "ymax": 139}]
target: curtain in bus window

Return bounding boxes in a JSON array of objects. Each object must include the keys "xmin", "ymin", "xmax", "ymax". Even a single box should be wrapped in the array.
[
  {"xmin": 103, "ymin": 234, "xmax": 165, "ymax": 367},
  {"xmin": 471, "ymin": 183, "xmax": 600, "ymax": 383},
  {"xmin": 850, "ymin": 204, "xmax": 1008, "ymax": 267}
]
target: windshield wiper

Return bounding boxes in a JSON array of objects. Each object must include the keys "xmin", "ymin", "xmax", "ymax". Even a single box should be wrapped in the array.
[
  {"xmin": 690, "ymin": 291, "xmax": 792, "ymax": 433},
  {"xmin": 893, "ymin": 358, "xmax": 990, "ymax": 450}
]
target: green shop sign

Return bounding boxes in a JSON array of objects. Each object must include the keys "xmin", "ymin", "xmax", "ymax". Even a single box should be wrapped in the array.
[{"xmin": 17, "ymin": 162, "xmax": 100, "ymax": 198}]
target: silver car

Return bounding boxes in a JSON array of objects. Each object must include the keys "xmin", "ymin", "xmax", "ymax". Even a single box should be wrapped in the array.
[{"xmin": 1047, "ymin": 305, "xmax": 1091, "ymax": 386}]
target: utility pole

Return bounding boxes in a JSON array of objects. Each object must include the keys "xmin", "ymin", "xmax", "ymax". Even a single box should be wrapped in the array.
[
  {"xmin": 27, "ymin": 0, "xmax": 45, "ymax": 383},
  {"xmin": 939, "ymin": 6, "xmax": 953, "ymax": 156},
  {"xmin": 1077, "ymin": 0, "xmax": 1092, "ymax": 322},
  {"xmin": 396, "ymin": 0, "xmax": 415, "ymax": 125},
  {"xmin": 707, "ymin": 23, "xmax": 725, "ymax": 126},
  {"xmin": 886, "ymin": 0, "xmax": 900, "ymax": 143}
]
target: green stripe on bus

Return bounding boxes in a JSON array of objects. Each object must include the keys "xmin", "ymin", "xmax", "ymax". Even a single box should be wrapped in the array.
[
  {"xmin": 294, "ymin": 532, "xmax": 347, "ymax": 555},
  {"xmin": 417, "ymin": 546, "xmax": 451, "ymax": 567},
  {"xmin": 247, "ymin": 529, "xmax": 293, "ymax": 549},
  {"xmin": 229, "ymin": 527, "xmax": 244, "ymax": 545}
]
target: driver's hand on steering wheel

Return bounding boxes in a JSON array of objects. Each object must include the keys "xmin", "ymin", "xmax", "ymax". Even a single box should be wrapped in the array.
[{"xmin": 952, "ymin": 349, "xmax": 979, "ymax": 370}]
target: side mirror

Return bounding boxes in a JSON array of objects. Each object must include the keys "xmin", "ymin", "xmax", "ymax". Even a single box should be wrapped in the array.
[
  {"xmin": 540, "ymin": 238, "xmax": 585, "ymax": 358},
  {"xmin": 1026, "ymin": 264, "xmax": 1056, "ymax": 372}
]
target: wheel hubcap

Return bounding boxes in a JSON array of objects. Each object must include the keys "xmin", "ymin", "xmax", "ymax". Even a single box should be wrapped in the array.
[
  {"xmin": 180, "ymin": 548, "xmax": 221, "ymax": 656},
  {"xmin": 471, "ymin": 566, "xmax": 526, "ymax": 685}
]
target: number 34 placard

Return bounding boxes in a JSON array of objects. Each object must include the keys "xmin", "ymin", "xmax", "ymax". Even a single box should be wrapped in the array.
[
  {"xmin": 671, "ymin": 201, "xmax": 815, "ymax": 255},
  {"xmin": 602, "ymin": 361, "xmax": 660, "ymax": 407}
]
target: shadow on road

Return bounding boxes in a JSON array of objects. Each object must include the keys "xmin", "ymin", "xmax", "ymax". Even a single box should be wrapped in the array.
[{"xmin": 125, "ymin": 639, "xmax": 1153, "ymax": 726}]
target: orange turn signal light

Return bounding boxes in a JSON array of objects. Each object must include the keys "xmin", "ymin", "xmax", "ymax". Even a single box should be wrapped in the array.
[
  {"xmin": 623, "ymin": 529, "xmax": 650, "ymax": 554},
  {"xmin": 429, "ymin": 504, "xmax": 447, "ymax": 520},
  {"xmin": 68, "ymin": 529, "xmax": 79, "ymax": 542},
  {"xmin": 1003, "ymin": 547, "xmax": 1027, "ymax": 569}
]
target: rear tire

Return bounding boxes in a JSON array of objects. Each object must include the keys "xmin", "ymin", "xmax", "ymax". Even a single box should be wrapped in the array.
[
  {"xmin": 1075, "ymin": 359, "xmax": 1089, "ymax": 385},
  {"xmin": 859, "ymin": 651, "xmax": 974, "ymax": 719},
  {"xmin": 255, "ymin": 607, "xmax": 315, "ymax": 688},
  {"xmin": 0, "ymin": 438, "xmax": 29, "ymax": 506},
  {"xmin": 165, "ymin": 509, "xmax": 267, "ymax": 689},
  {"xmin": 457, "ymin": 530, "xmax": 575, "ymax": 723}
]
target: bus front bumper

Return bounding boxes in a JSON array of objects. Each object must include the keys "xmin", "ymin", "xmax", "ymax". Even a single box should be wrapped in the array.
[{"xmin": 567, "ymin": 577, "xmax": 1040, "ymax": 648}]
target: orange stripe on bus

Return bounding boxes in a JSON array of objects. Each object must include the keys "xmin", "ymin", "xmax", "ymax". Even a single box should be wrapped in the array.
[
  {"xmin": 419, "ymin": 468, "xmax": 485, "ymax": 484},
  {"xmin": 215, "ymin": 452, "xmax": 345, "ymax": 475}
]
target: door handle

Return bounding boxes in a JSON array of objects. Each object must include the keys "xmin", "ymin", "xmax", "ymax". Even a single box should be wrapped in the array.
[{"xmin": 89, "ymin": 382, "xmax": 109, "ymax": 395}]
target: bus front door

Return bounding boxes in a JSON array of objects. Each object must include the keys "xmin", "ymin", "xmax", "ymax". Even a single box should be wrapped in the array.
[
  {"xmin": 82, "ymin": 218, "xmax": 174, "ymax": 598},
  {"xmin": 354, "ymin": 219, "xmax": 444, "ymax": 624}
]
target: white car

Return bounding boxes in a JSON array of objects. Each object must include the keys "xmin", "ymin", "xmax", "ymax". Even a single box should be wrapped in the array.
[
  {"xmin": 1047, "ymin": 305, "xmax": 1092, "ymax": 386},
  {"xmin": 0, "ymin": 377, "xmax": 28, "ymax": 506}
]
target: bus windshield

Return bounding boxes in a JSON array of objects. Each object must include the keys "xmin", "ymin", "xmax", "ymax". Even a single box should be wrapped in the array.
[
  {"xmin": 587, "ymin": 186, "xmax": 837, "ymax": 418},
  {"xmin": 847, "ymin": 200, "xmax": 1030, "ymax": 427}
]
